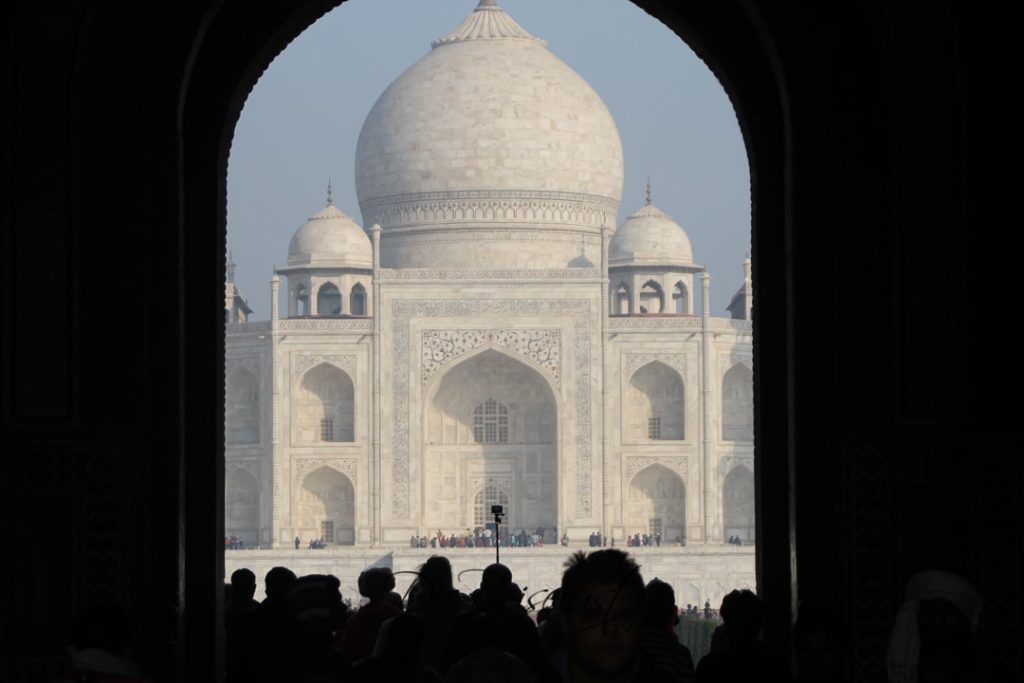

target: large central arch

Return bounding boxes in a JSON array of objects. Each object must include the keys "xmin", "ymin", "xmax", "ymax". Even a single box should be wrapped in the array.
[{"xmin": 423, "ymin": 348, "xmax": 558, "ymax": 535}]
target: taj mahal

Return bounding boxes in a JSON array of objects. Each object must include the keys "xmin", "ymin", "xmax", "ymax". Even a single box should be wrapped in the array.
[{"xmin": 224, "ymin": 0, "xmax": 754, "ymax": 596}]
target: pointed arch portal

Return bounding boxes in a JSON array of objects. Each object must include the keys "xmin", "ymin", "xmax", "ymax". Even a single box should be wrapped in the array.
[
  {"xmin": 425, "ymin": 348, "xmax": 558, "ymax": 533},
  {"xmin": 298, "ymin": 466, "xmax": 355, "ymax": 545},
  {"xmin": 627, "ymin": 464, "xmax": 686, "ymax": 543}
]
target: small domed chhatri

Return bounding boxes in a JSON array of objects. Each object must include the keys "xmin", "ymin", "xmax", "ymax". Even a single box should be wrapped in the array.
[
  {"xmin": 355, "ymin": 0, "xmax": 623, "ymax": 269},
  {"xmin": 610, "ymin": 202, "xmax": 695, "ymax": 267},
  {"xmin": 288, "ymin": 199, "xmax": 372, "ymax": 269}
]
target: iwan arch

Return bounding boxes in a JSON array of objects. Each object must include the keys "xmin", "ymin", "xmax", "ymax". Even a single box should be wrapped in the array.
[{"xmin": 224, "ymin": 0, "xmax": 754, "ymax": 551}]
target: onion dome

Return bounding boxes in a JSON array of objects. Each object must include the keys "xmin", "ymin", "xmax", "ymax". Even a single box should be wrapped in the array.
[
  {"xmin": 610, "ymin": 203, "xmax": 694, "ymax": 267},
  {"xmin": 354, "ymin": 0, "xmax": 623, "ymax": 269},
  {"xmin": 287, "ymin": 202, "xmax": 372, "ymax": 269}
]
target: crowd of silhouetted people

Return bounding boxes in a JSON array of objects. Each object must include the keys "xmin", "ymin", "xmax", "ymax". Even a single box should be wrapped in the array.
[
  {"xmin": 409, "ymin": 527, "xmax": 556, "ymax": 549},
  {"xmin": 52, "ymin": 552, "xmax": 1008, "ymax": 683}
]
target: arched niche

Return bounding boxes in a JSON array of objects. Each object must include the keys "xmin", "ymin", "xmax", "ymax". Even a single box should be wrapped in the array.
[
  {"xmin": 425, "ymin": 348, "xmax": 557, "ymax": 532},
  {"xmin": 673, "ymin": 281, "xmax": 688, "ymax": 314},
  {"xmin": 297, "ymin": 466, "xmax": 355, "ymax": 545},
  {"xmin": 349, "ymin": 283, "xmax": 366, "ymax": 316},
  {"xmin": 627, "ymin": 361, "xmax": 685, "ymax": 441},
  {"xmin": 627, "ymin": 464, "xmax": 686, "ymax": 544},
  {"xmin": 614, "ymin": 282, "xmax": 631, "ymax": 314},
  {"xmin": 722, "ymin": 363, "xmax": 753, "ymax": 441},
  {"xmin": 225, "ymin": 367, "xmax": 260, "ymax": 444},
  {"xmin": 296, "ymin": 363, "xmax": 354, "ymax": 443},
  {"xmin": 225, "ymin": 467, "xmax": 260, "ymax": 545},
  {"xmin": 723, "ymin": 465, "xmax": 755, "ymax": 543},
  {"xmin": 639, "ymin": 280, "xmax": 664, "ymax": 314},
  {"xmin": 294, "ymin": 283, "xmax": 308, "ymax": 316},
  {"xmin": 317, "ymin": 282, "xmax": 341, "ymax": 316}
]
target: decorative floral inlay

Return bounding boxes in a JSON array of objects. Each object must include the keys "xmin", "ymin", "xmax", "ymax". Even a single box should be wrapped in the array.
[{"xmin": 421, "ymin": 329, "xmax": 560, "ymax": 385}]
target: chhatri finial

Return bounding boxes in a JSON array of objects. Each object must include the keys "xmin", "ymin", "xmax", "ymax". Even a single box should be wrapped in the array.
[
  {"xmin": 477, "ymin": 0, "xmax": 499, "ymax": 7},
  {"xmin": 645, "ymin": 177, "xmax": 652, "ymax": 205},
  {"xmin": 327, "ymin": 177, "xmax": 334, "ymax": 206}
]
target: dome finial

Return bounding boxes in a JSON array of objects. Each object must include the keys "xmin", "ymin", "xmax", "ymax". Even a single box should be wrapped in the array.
[
  {"xmin": 327, "ymin": 177, "xmax": 334, "ymax": 206},
  {"xmin": 645, "ymin": 177, "xmax": 652, "ymax": 205},
  {"xmin": 477, "ymin": 0, "xmax": 499, "ymax": 7}
]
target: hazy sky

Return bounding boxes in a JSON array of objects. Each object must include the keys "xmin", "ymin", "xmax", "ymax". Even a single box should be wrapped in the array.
[{"xmin": 227, "ymin": 0, "xmax": 750, "ymax": 317}]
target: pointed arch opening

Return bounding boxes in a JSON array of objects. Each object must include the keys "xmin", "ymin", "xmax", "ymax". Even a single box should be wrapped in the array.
[
  {"xmin": 294, "ymin": 283, "xmax": 308, "ymax": 316},
  {"xmin": 673, "ymin": 281, "xmax": 688, "ymax": 314},
  {"xmin": 722, "ymin": 364, "xmax": 754, "ymax": 441},
  {"xmin": 349, "ymin": 282, "xmax": 366, "ymax": 316},
  {"xmin": 627, "ymin": 361, "xmax": 685, "ymax": 441},
  {"xmin": 614, "ymin": 283, "xmax": 631, "ymax": 315},
  {"xmin": 426, "ymin": 348, "xmax": 557, "ymax": 533},
  {"xmin": 627, "ymin": 464, "xmax": 686, "ymax": 544},
  {"xmin": 723, "ymin": 465, "xmax": 755, "ymax": 543},
  {"xmin": 639, "ymin": 280, "xmax": 664, "ymax": 314},
  {"xmin": 298, "ymin": 466, "xmax": 355, "ymax": 545},
  {"xmin": 226, "ymin": 367, "xmax": 260, "ymax": 444},
  {"xmin": 297, "ymin": 363, "xmax": 355, "ymax": 443},
  {"xmin": 225, "ymin": 467, "xmax": 260, "ymax": 546},
  {"xmin": 316, "ymin": 282, "xmax": 341, "ymax": 316}
]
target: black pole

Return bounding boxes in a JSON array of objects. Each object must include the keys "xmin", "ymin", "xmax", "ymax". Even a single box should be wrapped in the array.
[{"xmin": 494, "ymin": 512, "xmax": 501, "ymax": 565}]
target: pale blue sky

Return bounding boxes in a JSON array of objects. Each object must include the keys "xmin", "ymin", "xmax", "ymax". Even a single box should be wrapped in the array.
[{"xmin": 227, "ymin": 0, "xmax": 750, "ymax": 316}]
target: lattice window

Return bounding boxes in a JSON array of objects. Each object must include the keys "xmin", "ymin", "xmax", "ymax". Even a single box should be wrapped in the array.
[
  {"xmin": 320, "ymin": 520, "xmax": 334, "ymax": 543},
  {"xmin": 648, "ymin": 517, "xmax": 663, "ymax": 538},
  {"xmin": 648, "ymin": 417, "xmax": 662, "ymax": 440},
  {"xmin": 473, "ymin": 483, "xmax": 510, "ymax": 527},
  {"xmin": 320, "ymin": 418, "xmax": 335, "ymax": 442},
  {"xmin": 473, "ymin": 399, "xmax": 509, "ymax": 443}
]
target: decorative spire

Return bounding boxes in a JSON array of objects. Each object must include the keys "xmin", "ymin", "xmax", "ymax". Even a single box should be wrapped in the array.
[
  {"xmin": 327, "ymin": 177, "xmax": 334, "ymax": 206},
  {"xmin": 433, "ymin": 0, "xmax": 542, "ymax": 47},
  {"xmin": 645, "ymin": 177, "xmax": 652, "ymax": 205}
]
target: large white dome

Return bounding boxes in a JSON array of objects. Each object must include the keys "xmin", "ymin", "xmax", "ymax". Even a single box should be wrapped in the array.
[{"xmin": 355, "ymin": 0, "xmax": 623, "ymax": 269}]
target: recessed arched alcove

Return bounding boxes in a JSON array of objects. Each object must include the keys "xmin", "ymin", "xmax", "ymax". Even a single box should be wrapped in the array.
[
  {"xmin": 627, "ymin": 464, "xmax": 686, "ymax": 543},
  {"xmin": 425, "ymin": 348, "xmax": 558, "ymax": 532},
  {"xmin": 297, "ymin": 466, "xmax": 355, "ymax": 545}
]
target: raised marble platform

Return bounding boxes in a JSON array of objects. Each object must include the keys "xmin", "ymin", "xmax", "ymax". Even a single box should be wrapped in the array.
[{"xmin": 224, "ymin": 545, "xmax": 755, "ymax": 610}]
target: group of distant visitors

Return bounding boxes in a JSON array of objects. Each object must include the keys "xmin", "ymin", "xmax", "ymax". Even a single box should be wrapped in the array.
[
  {"xmin": 224, "ymin": 535, "xmax": 245, "ymax": 550},
  {"xmin": 294, "ymin": 536, "xmax": 329, "ymax": 550},
  {"xmin": 726, "ymin": 535, "xmax": 746, "ymax": 546},
  {"xmin": 409, "ymin": 527, "xmax": 554, "ymax": 549}
]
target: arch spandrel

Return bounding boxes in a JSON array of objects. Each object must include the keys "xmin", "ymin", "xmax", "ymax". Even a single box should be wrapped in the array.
[{"xmin": 421, "ymin": 329, "xmax": 561, "ymax": 389}]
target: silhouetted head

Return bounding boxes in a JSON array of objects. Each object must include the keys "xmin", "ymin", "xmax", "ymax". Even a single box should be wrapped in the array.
[
  {"xmin": 642, "ymin": 577, "xmax": 677, "ymax": 628},
  {"xmin": 358, "ymin": 567, "xmax": 396, "ymax": 602},
  {"xmin": 480, "ymin": 563, "xmax": 513, "ymax": 606},
  {"xmin": 412, "ymin": 555, "xmax": 453, "ymax": 601},
  {"xmin": 559, "ymin": 549, "xmax": 646, "ymax": 679},
  {"xmin": 264, "ymin": 566, "xmax": 297, "ymax": 602},
  {"xmin": 719, "ymin": 589, "xmax": 763, "ymax": 644},
  {"xmin": 230, "ymin": 568, "xmax": 257, "ymax": 601},
  {"xmin": 286, "ymin": 574, "xmax": 345, "ymax": 641}
]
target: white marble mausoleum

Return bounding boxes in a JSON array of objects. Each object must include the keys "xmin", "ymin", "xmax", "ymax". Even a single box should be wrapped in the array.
[{"xmin": 225, "ymin": 0, "xmax": 755, "ymax": 557}]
